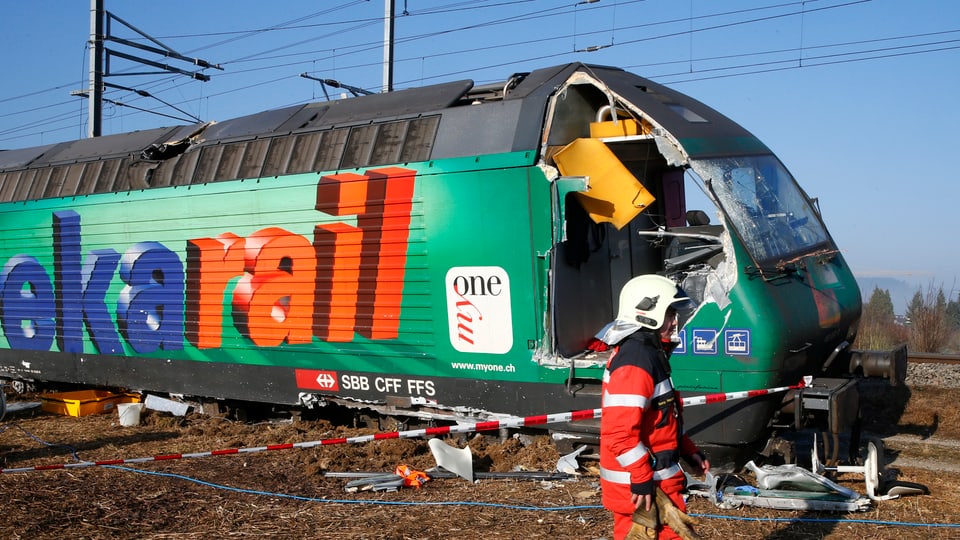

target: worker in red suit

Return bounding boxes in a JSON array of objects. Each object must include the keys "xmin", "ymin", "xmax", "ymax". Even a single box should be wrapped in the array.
[{"xmin": 597, "ymin": 274, "xmax": 710, "ymax": 539}]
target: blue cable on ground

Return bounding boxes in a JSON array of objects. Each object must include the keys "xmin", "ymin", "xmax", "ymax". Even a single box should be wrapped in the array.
[
  {"xmin": 104, "ymin": 464, "xmax": 600, "ymax": 511},
  {"xmin": 0, "ymin": 423, "xmax": 82, "ymax": 461},
  {"xmin": 4, "ymin": 423, "xmax": 958, "ymax": 528},
  {"xmin": 107, "ymin": 464, "xmax": 960, "ymax": 528}
]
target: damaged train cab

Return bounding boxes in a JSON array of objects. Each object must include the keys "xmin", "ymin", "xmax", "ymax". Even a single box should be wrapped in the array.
[
  {"xmin": 539, "ymin": 66, "xmax": 903, "ymax": 468},
  {"xmin": 0, "ymin": 63, "xmax": 902, "ymax": 470}
]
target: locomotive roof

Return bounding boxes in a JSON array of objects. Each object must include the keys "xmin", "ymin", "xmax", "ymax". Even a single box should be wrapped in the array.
[
  {"xmin": 0, "ymin": 64, "xmax": 766, "ymax": 202},
  {"xmin": 0, "ymin": 63, "xmax": 763, "ymax": 171}
]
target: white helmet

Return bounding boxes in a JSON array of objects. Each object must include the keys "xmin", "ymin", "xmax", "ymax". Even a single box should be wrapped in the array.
[{"xmin": 615, "ymin": 275, "xmax": 691, "ymax": 330}]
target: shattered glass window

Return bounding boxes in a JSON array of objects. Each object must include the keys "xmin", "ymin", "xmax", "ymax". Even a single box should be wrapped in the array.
[{"xmin": 691, "ymin": 155, "xmax": 830, "ymax": 265}]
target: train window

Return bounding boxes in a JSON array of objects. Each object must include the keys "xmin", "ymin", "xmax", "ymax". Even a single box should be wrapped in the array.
[
  {"xmin": 28, "ymin": 168, "xmax": 52, "ymax": 199},
  {"xmin": 61, "ymin": 163, "xmax": 86, "ymax": 196},
  {"xmin": 288, "ymin": 133, "xmax": 324, "ymax": 174},
  {"xmin": 400, "ymin": 116, "xmax": 440, "ymax": 163},
  {"xmin": 215, "ymin": 143, "xmax": 245, "ymax": 181},
  {"xmin": 0, "ymin": 171, "xmax": 21, "ymax": 202},
  {"xmin": 262, "ymin": 137, "xmax": 296, "ymax": 177},
  {"xmin": 313, "ymin": 129, "xmax": 348, "ymax": 171},
  {"xmin": 78, "ymin": 161, "xmax": 103, "ymax": 195},
  {"xmin": 43, "ymin": 166, "xmax": 68, "ymax": 198},
  {"xmin": 341, "ymin": 125, "xmax": 378, "ymax": 169},
  {"xmin": 728, "ymin": 167, "xmax": 758, "ymax": 207},
  {"xmin": 692, "ymin": 155, "xmax": 829, "ymax": 267},
  {"xmin": 14, "ymin": 169, "xmax": 36, "ymax": 201},
  {"xmin": 193, "ymin": 145, "xmax": 224, "ymax": 183},
  {"xmin": 369, "ymin": 121, "xmax": 408, "ymax": 165},
  {"xmin": 95, "ymin": 159, "xmax": 123, "ymax": 193},
  {"xmin": 171, "ymin": 150, "xmax": 201, "ymax": 186},
  {"xmin": 238, "ymin": 139, "xmax": 270, "ymax": 178}
]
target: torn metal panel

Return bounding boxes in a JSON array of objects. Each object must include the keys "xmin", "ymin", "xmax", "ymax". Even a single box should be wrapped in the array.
[
  {"xmin": 428, "ymin": 439, "xmax": 474, "ymax": 482},
  {"xmin": 696, "ymin": 230, "xmax": 738, "ymax": 311},
  {"xmin": 746, "ymin": 460, "xmax": 859, "ymax": 499},
  {"xmin": 719, "ymin": 487, "xmax": 871, "ymax": 512},
  {"xmin": 654, "ymin": 135, "xmax": 687, "ymax": 168},
  {"xmin": 549, "ymin": 70, "xmax": 691, "ymax": 167},
  {"xmin": 691, "ymin": 470, "xmax": 871, "ymax": 513}
]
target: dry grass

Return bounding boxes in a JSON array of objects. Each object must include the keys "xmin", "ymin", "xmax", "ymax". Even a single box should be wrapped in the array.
[{"xmin": 0, "ymin": 383, "xmax": 959, "ymax": 539}]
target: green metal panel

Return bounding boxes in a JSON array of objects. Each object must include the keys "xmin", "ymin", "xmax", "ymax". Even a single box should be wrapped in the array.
[
  {"xmin": 677, "ymin": 136, "xmax": 770, "ymax": 158},
  {"xmin": 671, "ymin": 238, "xmax": 861, "ymax": 394},
  {"xmin": 0, "ymin": 151, "xmax": 567, "ymax": 388}
]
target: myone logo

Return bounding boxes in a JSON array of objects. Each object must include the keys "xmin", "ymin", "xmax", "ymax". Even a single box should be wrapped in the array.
[{"xmin": 445, "ymin": 266, "xmax": 512, "ymax": 354}]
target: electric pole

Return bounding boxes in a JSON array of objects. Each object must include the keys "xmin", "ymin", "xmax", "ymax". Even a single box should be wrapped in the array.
[
  {"xmin": 80, "ymin": 0, "xmax": 221, "ymax": 137},
  {"xmin": 383, "ymin": 0, "xmax": 395, "ymax": 93},
  {"xmin": 89, "ymin": 0, "xmax": 104, "ymax": 138}
]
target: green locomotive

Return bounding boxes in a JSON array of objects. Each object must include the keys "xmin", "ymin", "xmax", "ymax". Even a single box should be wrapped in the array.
[{"xmin": 0, "ymin": 64, "xmax": 901, "ymax": 468}]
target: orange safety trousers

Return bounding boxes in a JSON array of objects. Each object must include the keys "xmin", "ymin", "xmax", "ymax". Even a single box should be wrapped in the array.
[{"xmin": 610, "ymin": 470, "xmax": 688, "ymax": 540}]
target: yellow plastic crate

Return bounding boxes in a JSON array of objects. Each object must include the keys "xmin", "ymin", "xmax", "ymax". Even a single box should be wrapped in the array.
[
  {"xmin": 553, "ymin": 137, "xmax": 656, "ymax": 230},
  {"xmin": 41, "ymin": 390, "xmax": 140, "ymax": 417},
  {"xmin": 589, "ymin": 118, "xmax": 653, "ymax": 138}
]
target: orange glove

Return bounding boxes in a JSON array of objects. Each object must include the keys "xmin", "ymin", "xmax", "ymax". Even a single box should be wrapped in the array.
[{"xmin": 395, "ymin": 464, "xmax": 430, "ymax": 488}]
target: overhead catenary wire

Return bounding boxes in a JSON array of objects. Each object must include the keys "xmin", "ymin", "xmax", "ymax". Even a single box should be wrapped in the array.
[
  {"xmin": 1, "ymin": 25, "xmax": 955, "ymax": 147},
  {"xmin": 0, "ymin": 2, "xmax": 935, "ymax": 108},
  {"xmin": 72, "ymin": 24, "xmax": 960, "ymax": 134},
  {"xmin": 119, "ymin": 0, "xmax": 865, "ymax": 91},
  {"xmin": 0, "ymin": 0, "xmax": 570, "ymax": 109},
  {"xmin": 1, "ymin": 1, "xmax": 957, "ymax": 146},
  {"xmin": 0, "ymin": 0, "xmax": 844, "ymax": 100}
]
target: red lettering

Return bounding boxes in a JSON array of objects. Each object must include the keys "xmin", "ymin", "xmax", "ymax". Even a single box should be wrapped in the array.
[
  {"xmin": 454, "ymin": 293, "xmax": 483, "ymax": 346},
  {"xmin": 183, "ymin": 166, "xmax": 417, "ymax": 348},
  {"xmin": 358, "ymin": 168, "xmax": 416, "ymax": 339},
  {"xmin": 185, "ymin": 233, "xmax": 245, "ymax": 349},
  {"xmin": 314, "ymin": 173, "xmax": 368, "ymax": 342},
  {"xmin": 313, "ymin": 222, "xmax": 364, "ymax": 342},
  {"xmin": 314, "ymin": 167, "xmax": 416, "ymax": 341},
  {"xmin": 232, "ymin": 228, "xmax": 316, "ymax": 347}
]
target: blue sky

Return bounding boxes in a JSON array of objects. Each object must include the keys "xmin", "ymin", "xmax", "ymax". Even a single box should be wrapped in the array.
[{"xmin": 2, "ymin": 0, "xmax": 959, "ymax": 299}]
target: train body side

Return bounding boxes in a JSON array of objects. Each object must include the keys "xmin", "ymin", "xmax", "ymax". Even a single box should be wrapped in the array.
[
  {"xmin": 0, "ymin": 150, "xmax": 602, "ymax": 418},
  {"xmin": 0, "ymin": 63, "xmax": 887, "ymax": 470}
]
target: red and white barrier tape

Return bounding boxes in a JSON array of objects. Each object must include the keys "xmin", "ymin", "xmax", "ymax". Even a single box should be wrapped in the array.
[
  {"xmin": 0, "ymin": 377, "xmax": 808, "ymax": 475},
  {"xmin": 681, "ymin": 376, "xmax": 810, "ymax": 407}
]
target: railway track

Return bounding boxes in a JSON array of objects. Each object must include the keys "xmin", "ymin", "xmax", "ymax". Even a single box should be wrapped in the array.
[{"xmin": 908, "ymin": 351, "xmax": 960, "ymax": 364}]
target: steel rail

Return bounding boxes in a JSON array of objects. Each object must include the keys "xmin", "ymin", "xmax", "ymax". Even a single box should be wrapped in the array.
[{"xmin": 908, "ymin": 352, "xmax": 960, "ymax": 365}]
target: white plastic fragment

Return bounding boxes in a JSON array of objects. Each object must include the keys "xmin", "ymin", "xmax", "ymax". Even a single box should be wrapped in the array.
[{"xmin": 144, "ymin": 394, "xmax": 190, "ymax": 416}]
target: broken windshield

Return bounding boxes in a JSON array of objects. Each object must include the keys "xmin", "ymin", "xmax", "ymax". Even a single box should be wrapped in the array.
[{"xmin": 691, "ymin": 155, "xmax": 830, "ymax": 267}]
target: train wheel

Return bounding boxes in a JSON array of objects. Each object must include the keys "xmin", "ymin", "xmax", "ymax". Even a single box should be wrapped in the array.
[{"xmin": 8, "ymin": 379, "xmax": 36, "ymax": 395}]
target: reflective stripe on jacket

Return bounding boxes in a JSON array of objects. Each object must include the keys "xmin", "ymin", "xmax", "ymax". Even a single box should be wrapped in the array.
[{"xmin": 599, "ymin": 331, "xmax": 698, "ymax": 515}]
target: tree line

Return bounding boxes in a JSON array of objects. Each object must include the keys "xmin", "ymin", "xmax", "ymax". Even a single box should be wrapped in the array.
[{"xmin": 857, "ymin": 284, "xmax": 960, "ymax": 353}]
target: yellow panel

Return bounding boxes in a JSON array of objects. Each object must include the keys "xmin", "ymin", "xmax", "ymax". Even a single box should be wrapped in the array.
[
  {"xmin": 589, "ymin": 118, "xmax": 652, "ymax": 138},
  {"xmin": 553, "ymin": 138, "xmax": 655, "ymax": 230}
]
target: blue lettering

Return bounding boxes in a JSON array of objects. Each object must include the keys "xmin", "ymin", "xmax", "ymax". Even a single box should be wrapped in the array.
[
  {"xmin": 117, "ymin": 242, "xmax": 185, "ymax": 353},
  {"xmin": 82, "ymin": 250, "xmax": 123, "ymax": 354},
  {"xmin": 52, "ymin": 210, "xmax": 123, "ymax": 354},
  {"xmin": 0, "ymin": 256, "xmax": 55, "ymax": 351},
  {"xmin": 53, "ymin": 211, "xmax": 83, "ymax": 352}
]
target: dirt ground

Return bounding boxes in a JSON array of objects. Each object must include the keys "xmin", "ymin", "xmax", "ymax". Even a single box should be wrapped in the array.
[{"xmin": 1, "ymin": 381, "xmax": 959, "ymax": 539}]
